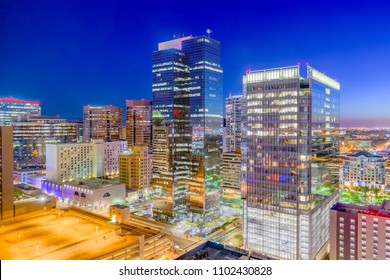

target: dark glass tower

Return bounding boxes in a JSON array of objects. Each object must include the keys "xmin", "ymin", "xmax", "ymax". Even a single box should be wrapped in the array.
[
  {"xmin": 242, "ymin": 65, "xmax": 340, "ymax": 259},
  {"xmin": 152, "ymin": 37, "xmax": 191, "ymax": 221},
  {"xmin": 152, "ymin": 35, "xmax": 223, "ymax": 222},
  {"xmin": 182, "ymin": 37, "xmax": 223, "ymax": 221}
]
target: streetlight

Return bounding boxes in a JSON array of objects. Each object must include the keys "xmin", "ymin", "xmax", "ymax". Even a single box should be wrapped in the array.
[{"xmin": 36, "ymin": 243, "xmax": 39, "ymax": 254}]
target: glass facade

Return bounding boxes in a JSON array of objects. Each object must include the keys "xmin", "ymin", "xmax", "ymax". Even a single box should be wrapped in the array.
[
  {"xmin": 152, "ymin": 46, "xmax": 191, "ymax": 221},
  {"xmin": 182, "ymin": 37, "xmax": 223, "ymax": 221},
  {"xmin": 152, "ymin": 35, "xmax": 223, "ymax": 221},
  {"xmin": 0, "ymin": 97, "xmax": 41, "ymax": 125},
  {"xmin": 12, "ymin": 116, "xmax": 78, "ymax": 168},
  {"xmin": 224, "ymin": 95, "xmax": 242, "ymax": 153},
  {"xmin": 83, "ymin": 105, "xmax": 122, "ymax": 142},
  {"xmin": 242, "ymin": 65, "xmax": 340, "ymax": 259},
  {"xmin": 126, "ymin": 100, "xmax": 152, "ymax": 149}
]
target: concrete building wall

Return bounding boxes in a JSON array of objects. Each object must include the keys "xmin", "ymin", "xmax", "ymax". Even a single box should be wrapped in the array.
[{"xmin": 0, "ymin": 126, "xmax": 15, "ymax": 220}]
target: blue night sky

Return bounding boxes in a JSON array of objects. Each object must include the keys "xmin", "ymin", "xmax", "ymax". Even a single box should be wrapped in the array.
[{"xmin": 1, "ymin": 0, "xmax": 390, "ymax": 127}]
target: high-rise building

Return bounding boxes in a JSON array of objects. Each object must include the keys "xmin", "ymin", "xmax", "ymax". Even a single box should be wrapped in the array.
[
  {"xmin": 83, "ymin": 105, "xmax": 122, "ymax": 142},
  {"xmin": 152, "ymin": 38, "xmax": 192, "ymax": 221},
  {"xmin": 119, "ymin": 145, "xmax": 152, "ymax": 189},
  {"xmin": 0, "ymin": 126, "xmax": 14, "ymax": 220},
  {"xmin": 152, "ymin": 34, "xmax": 223, "ymax": 221},
  {"xmin": 151, "ymin": 113, "xmax": 190, "ymax": 220},
  {"xmin": 12, "ymin": 116, "xmax": 78, "ymax": 168},
  {"xmin": 224, "ymin": 95, "xmax": 242, "ymax": 153},
  {"xmin": 221, "ymin": 150, "xmax": 242, "ymax": 202},
  {"xmin": 46, "ymin": 140, "xmax": 127, "ymax": 182},
  {"xmin": 242, "ymin": 65, "xmax": 340, "ymax": 260},
  {"xmin": 126, "ymin": 100, "xmax": 152, "ymax": 148},
  {"xmin": 184, "ymin": 36, "xmax": 223, "ymax": 221},
  {"xmin": 330, "ymin": 201, "xmax": 390, "ymax": 260},
  {"xmin": 341, "ymin": 151, "xmax": 386, "ymax": 190},
  {"xmin": 0, "ymin": 97, "xmax": 41, "ymax": 125}
]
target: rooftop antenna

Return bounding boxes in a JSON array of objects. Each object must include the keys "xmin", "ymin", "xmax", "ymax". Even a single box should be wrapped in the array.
[{"xmin": 206, "ymin": 28, "xmax": 212, "ymax": 38}]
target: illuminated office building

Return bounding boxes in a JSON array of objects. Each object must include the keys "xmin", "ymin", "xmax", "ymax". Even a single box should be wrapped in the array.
[
  {"xmin": 0, "ymin": 126, "xmax": 14, "ymax": 220},
  {"xmin": 242, "ymin": 65, "xmax": 340, "ymax": 259},
  {"xmin": 341, "ymin": 151, "xmax": 386, "ymax": 190},
  {"xmin": 83, "ymin": 105, "xmax": 122, "ymax": 142},
  {"xmin": 126, "ymin": 100, "xmax": 152, "ymax": 148},
  {"xmin": 184, "ymin": 36, "xmax": 223, "ymax": 220},
  {"xmin": 224, "ymin": 95, "xmax": 242, "ymax": 153},
  {"xmin": 0, "ymin": 97, "xmax": 41, "ymax": 125},
  {"xmin": 12, "ymin": 116, "xmax": 77, "ymax": 168},
  {"xmin": 152, "ymin": 37, "xmax": 192, "ymax": 221},
  {"xmin": 46, "ymin": 140, "xmax": 127, "ymax": 182},
  {"xmin": 119, "ymin": 145, "xmax": 152, "ymax": 189},
  {"xmin": 152, "ymin": 34, "xmax": 223, "ymax": 221}
]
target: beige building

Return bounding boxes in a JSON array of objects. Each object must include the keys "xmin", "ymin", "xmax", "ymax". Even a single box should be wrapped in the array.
[
  {"xmin": 83, "ymin": 105, "xmax": 122, "ymax": 142},
  {"xmin": 0, "ymin": 126, "xmax": 14, "ymax": 220},
  {"xmin": 46, "ymin": 140, "xmax": 127, "ymax": 182},
  {"xmin": 330, "ymin": 201, "xmax": 390, "ymax": 260},
  {"xmin": 221, "ymin": 151, "xmax": 241, "ymax": 200},
  {"xmin": 119, "ymin": 145, "xmax": 151, "ymax": 189}
]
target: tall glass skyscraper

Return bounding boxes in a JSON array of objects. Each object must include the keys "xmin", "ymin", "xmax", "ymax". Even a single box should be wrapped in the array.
[
  {"xmin": 183, "ymin": 36, "xmax": 223, "ymax": 221},
  {"xmin": 152, "ymin": 35, "xmax": 223, "ymax": 221},
  {"xmin": 242, "ymin": 65, "xmax": 340, "ymax": 260},
  {"xmin": 152, "ymin": 37, "xmax": 192, "ymax": 221}
]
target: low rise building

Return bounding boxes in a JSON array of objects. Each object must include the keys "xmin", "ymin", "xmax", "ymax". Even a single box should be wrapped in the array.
[
  {"xmin": 41, "ymin": 178, "xmax": 126, "ymax": 212},
  {"xmin": 341, "ymin": 151, "xmax": 386, "ymax": 190},
  {"xmin": 330, "ymin": 201, "xmax": 390, "ymax": 260}
]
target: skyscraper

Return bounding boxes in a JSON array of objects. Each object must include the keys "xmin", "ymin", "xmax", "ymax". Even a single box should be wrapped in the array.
[
  {"xmin": 184, "ymin": 36, "xmax": 223, "ymax": 221},
  {"xmin": 83, "ymin": 105, "xmax": 122, "ymax": 142},
  {"xmin": 0, "ymin": 126, "xmax": 14, "ymax": 220},
  {"xmin": 126, "ymin": 99, "xmax": 152, "ymax": 148},
  {"xmin": 0, "ymin": 97, "xmax": 41, "ymax": 125},
  {"xmin": 242, "ymin": 65, "xmax": 340, "ymax": 259},
  {"xmin": 152, "ymin": 34, "xmax": 223, "ymax": 221},
  {"xmin": 224, "ymin": 95, "xmax": 242, "ymax": 153}
]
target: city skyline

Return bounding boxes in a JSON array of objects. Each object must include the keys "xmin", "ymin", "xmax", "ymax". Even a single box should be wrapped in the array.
[{"xmin": 1, "ymin": 0, "xmax": 390, "ymax": 127}]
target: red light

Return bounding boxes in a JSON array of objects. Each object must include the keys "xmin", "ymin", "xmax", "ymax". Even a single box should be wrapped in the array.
[
  {"xmin": 0, "ymin": 97, "xmax": 40, "ymax": 105},
  {"xmin": 173, "ymin": 109, "xmax": 181, "ymax": 116}
]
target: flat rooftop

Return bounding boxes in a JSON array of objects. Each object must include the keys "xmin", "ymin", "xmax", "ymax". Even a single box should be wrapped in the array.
[
  {"xmin": 331, "ymin": 200, "xmax": 390, "ymax": 218},
  {"xmin": 49, "ymin": 177, "xmax": 122, "ymax": 190},
  {"xmin": 177, "ymin": 241, "xmax": 275, "ymax": 260}
]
